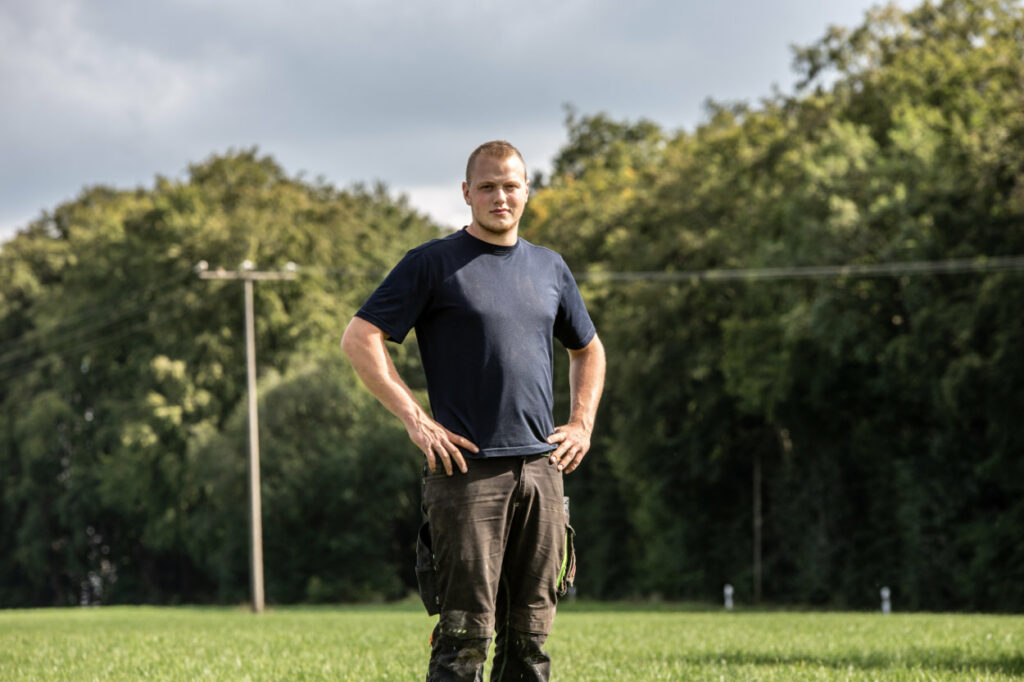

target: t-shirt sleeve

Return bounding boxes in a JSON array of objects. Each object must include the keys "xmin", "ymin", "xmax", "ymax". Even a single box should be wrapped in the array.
[
  {"xmin": 553, "ymin": 258, "xmax": 596, "ymax": 350},
  {"xmin": 354, "ymin": 250, "xmax": 431, "ymax": 344}
]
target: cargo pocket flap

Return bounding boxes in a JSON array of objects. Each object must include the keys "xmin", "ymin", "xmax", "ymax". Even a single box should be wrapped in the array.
[{"xmin": 416, "ymin": 521, "xmax": 441, "ymax": 615}]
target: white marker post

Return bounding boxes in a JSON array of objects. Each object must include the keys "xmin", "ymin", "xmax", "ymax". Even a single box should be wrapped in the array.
[
  {"xmin": 724, "ymin": 583, "xmax": 734, "ymax": 610},
  {"xmin": 881, "ymin": 586, "xmax": 891, "ymax": 614}
]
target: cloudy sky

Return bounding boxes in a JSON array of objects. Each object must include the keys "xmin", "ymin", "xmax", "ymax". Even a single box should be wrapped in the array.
[{"xmin": 0, "ymin": 0, "xmax": 911, "ymax": 242}]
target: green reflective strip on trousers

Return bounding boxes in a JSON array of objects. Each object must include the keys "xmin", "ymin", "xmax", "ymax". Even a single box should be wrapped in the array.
[{"xmin": 556, "ymin": 530, "xmax": 569, "ymax": 587}]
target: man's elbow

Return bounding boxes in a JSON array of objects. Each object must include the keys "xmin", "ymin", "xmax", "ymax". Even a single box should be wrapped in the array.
[{"xmin": 340, "ymin": 318, "xmax": 361, "ymax": 359}]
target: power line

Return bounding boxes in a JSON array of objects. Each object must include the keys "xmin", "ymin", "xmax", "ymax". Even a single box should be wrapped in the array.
[
  {"xmin": 0, "ymin": 305, "xmax": 155, "ymax": 370},
  {"xmin": 0, "ymin": 268, "xmax": 196, "ymax": 360},
  {"xmin": 0, "ymin": 261, "xmax": 297, "ymax": 382},
  {"xmin": 0, "ymin": 276, "xmax": 209, "ymax": 371},
  {"xmin": 0, "ymin": 285, "xmax": 235, "ymax": 383},
  {"xmin": 2, "ymin": 252, "xmax": 1019, "ymax": 381},
  {"xmin": 574, "ymin": 255, "xmax": 1024, "ymax": 282}
]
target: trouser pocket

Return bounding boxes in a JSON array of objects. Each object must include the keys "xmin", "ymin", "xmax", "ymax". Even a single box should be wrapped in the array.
[
  {"xmin": 556, "ymin": 496, "xmax": 576, "ymax": 598},
  {"xmin": 417, "ymin": 520, "xmax": 441, "ymax": 615}
]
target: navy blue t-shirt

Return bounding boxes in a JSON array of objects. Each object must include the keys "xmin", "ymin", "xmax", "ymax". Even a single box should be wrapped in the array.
[{"xmin": 355, "ymin": 228, "xmax": 596, "ymax": 458}]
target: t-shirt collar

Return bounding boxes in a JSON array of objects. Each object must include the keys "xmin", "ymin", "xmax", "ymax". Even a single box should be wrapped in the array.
[{"xmin": 461, "ymin": 226, "xmax": 519, "ymax": 254}]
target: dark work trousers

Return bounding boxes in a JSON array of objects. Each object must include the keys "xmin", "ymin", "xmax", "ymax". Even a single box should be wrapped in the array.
[{"xmin": 420, "ymin": 454, "xmax": 569, "ymax": 682}]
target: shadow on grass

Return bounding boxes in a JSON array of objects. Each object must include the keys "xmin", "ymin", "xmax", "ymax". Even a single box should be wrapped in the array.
[{"xmin": 677, "ymin": 650, "xmax": 1024, "ymax": 676}]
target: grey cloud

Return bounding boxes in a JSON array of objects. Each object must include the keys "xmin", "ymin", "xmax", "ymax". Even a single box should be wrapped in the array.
[{"xmin": 1, "ymin": 0, "xmax": 912, "ymax": 240}]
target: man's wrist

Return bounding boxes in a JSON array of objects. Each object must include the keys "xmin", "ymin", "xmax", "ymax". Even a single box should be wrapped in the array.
[
  {"xmin": 400, "ymin": 405, "xmax": 427, "ymax": 431},
  {"xmin": 567, "ymin": 416, "xmax": 594, "ymax": 434}
]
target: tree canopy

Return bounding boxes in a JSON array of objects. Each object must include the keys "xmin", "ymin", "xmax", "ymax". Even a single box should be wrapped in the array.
[
  {"xmin": 0, "ymin": 149, "xmax": 435, "ymax": 605},
  {"xmin": 523, "ymin": 0, "xmax": 1024, "ymax": 610}
]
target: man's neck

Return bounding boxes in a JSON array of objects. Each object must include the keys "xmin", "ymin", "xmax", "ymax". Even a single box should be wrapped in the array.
[{"xmin": 466, "ymin": 222, "xmax": 518, "ymax": 247}]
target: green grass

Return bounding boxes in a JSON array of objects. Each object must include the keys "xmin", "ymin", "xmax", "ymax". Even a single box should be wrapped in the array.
[{"xmin": 1, "ymin": 600, "xmax": 1021, "ymax": 680}]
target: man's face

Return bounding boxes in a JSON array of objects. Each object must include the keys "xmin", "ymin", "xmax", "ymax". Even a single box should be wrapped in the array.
[{"xmin": 462, "ymin": 154, "xmax": 529, "ymax": 237}]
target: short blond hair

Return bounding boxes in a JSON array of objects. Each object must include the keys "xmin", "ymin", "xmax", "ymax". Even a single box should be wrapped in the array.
[{"xmin": 465, "ymin": 140, "xmax": 526, "ymax": 184}]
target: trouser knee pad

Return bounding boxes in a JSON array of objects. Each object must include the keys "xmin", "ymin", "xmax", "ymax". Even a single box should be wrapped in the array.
[{"xmin": 427, "ymin": 625, "xmax": 491, "ymax": 682}]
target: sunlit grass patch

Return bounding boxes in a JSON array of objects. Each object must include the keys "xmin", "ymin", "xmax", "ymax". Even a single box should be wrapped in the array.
[{"xmin": 0, "ymin": 601, "xmax": 1020, "ymax": 680}]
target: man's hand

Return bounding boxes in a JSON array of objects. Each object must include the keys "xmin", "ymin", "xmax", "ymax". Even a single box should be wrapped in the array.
[
  {"xmin": 546, "ymin": 421, "xmax": 592, "ymax": 474},
  {"xmin": 407, "ymin": 412, "xmax": 479, "ymax": 476},
  {"xmin": 547, "ymin": 335, "xmax": 605, "ymax": 475}
]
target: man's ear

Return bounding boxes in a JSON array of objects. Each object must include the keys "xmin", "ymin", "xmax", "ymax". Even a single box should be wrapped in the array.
[{"xmin": 462, "ymin": 181, "xmax": 470, "ymax": 205}]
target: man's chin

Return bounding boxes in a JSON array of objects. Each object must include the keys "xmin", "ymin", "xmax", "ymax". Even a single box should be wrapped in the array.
[{"xmin": 477, "ymin": 218, "xmax": 517, "ymax": 235}]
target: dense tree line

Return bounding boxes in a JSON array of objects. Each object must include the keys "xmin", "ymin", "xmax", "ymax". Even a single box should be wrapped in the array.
[
  {"xmin": 524, "ymin": 0, "xmax": 1024, "ymax": 611},
  {"xmin": 2, "ymin": 0, "xmax": 1022, "ymax": 610},
  {"xmin": 0, "ymin": 151, "xmax": 435, "ymax": 605}
]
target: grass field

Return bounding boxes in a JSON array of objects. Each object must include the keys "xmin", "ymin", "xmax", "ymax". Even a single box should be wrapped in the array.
[{"xmin": 1, "ymin": 600, "xmax": 1021, "ymax": 680}]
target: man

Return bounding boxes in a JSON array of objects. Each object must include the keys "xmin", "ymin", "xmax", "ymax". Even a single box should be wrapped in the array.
[{"xmin": 341, "ymin": 140, "xmax": 605, "ymax": 681}]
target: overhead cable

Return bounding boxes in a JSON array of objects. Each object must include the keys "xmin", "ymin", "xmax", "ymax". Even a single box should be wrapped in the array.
[{"xmin": 574, "ymin": 255, "xmax": 1024, "ymax": 282}]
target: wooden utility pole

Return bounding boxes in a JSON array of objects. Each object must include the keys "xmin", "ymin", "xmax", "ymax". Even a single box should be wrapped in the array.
[{"xmin": 196, "ymin": 260, "xmax": 296, "ymax": 613}]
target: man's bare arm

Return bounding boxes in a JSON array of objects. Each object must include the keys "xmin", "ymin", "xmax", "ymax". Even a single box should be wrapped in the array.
[
  {"xmin": 341, "ymin": 316, "xmax": 478, "ymax": 475},
  {"xmin": 546, "ymin": 334, "xmax": 606, "ymax": 474}
]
